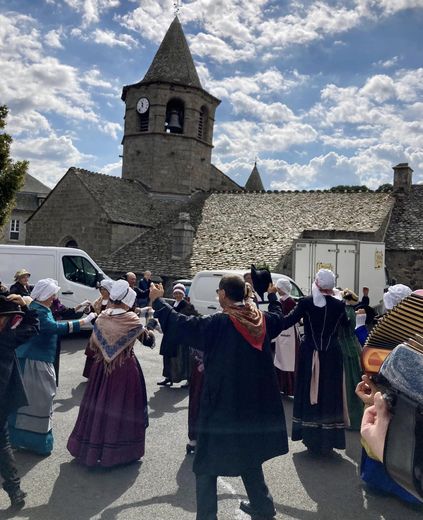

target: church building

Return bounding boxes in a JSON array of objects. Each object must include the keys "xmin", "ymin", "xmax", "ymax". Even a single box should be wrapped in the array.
[{"xmin": 26, "ymin": 18, "xmax": 423, "ymax": 290}]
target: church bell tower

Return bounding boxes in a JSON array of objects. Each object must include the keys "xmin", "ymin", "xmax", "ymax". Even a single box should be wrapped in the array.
[{"xmin": 121, "ymin": 17, "xmax": 220, "ymax": 196}]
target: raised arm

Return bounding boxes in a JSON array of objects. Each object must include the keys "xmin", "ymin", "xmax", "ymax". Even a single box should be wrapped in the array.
[
  {"xmin": 265, "ymin": 287, "xmax": 305, "ymax": 339},
  {"xmin": 150, "ymin": 284, "xmax": 210, "ymax": 351}
]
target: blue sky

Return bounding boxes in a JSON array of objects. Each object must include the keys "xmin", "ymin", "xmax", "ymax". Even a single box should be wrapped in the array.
[{"xmin": 1, "ymin": 0, "xmax": 422, "ymax": 190}]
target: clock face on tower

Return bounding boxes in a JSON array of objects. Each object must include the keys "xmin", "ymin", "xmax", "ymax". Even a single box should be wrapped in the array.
[{"xmin": 136, "ymin": 97, "xmax": 150, "ymax": 114}]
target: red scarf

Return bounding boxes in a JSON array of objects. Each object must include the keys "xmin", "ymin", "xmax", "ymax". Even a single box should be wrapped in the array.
[{"xmin": 224, "ymin": 303, "xmax": 266, "ymax": 350}]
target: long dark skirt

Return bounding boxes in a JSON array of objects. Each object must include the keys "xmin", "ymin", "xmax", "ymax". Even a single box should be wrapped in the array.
[
  {"xmin": 292, "ymin": 342, "xmax": 345, "ymax": 451},
  {"xmin": 67, "ymin": 353, "xmax": 148, "ymax": 467},
  {"xmin": 188, "ymin": 362, "xmax": 204, "ymax": 441},
  {"xmin": 162, "ymin": 344, "xmax": 191, "ymax": 383}
]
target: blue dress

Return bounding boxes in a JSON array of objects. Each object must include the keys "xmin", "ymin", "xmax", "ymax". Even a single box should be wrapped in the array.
[{"xmin": 9, "ymin": 301, "xmax": 80, "ymax": 455}]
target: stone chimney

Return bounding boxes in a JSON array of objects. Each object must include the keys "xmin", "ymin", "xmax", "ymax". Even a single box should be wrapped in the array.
[
  {"xmin": 171, "ymin": 212, "xmax": 194, "ymax": 259},
  {"xmin": 393, "ymin": 163, "xmax": 413, "ymax": 193}
]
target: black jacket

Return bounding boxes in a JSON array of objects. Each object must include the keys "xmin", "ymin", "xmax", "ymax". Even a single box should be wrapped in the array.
[
  {"xmin": 159, "ymin": 299, "xmax": 198, "ymax": 357},
  {"xmin": 153, "ymin": 294, "xmax": 288, "ymax": 476},
  {"xmin": 0, "ymin": 308, "xmax": 39, "ymax": 416}
]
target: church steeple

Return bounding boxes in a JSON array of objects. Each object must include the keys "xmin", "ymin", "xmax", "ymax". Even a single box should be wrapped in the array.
[
  {"xmin": 142, "ymin": 17, "xmax": 202, "ymax": 88},
  {"xmin": 245, "ymin": 162, "xmax": 265, "ymax": 191},
  {"xmin": 120, "ymin": 17, "xmax": 220, "ymax": 196}
]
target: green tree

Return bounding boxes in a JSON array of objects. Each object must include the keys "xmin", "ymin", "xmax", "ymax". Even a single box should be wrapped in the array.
[
  {"xmin": 375, "ymin": 183, "xmax": 393, "ymax": 193},
  {"xmin": 329, "ymin": 185, "xmax": 370, "ymax": 192},
  {"xmin": 0, "ymin": 105, "xmax": 28, "ymax": 227}
]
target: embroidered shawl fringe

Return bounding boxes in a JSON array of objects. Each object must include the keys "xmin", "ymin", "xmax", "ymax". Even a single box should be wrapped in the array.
[{"xmin": 89, "ymin": 339, "xmax": 138, "ymax": 374}]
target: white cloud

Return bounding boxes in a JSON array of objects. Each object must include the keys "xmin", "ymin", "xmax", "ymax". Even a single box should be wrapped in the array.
[
  {"xmin": 10, "ymin": 133, "xmax": 93, "ymax": 187},
  {"xmin": 117, "ymin": 0, "xmax": 423, "ymax": 65},
  {"xmin": 82, "ymin": 68, "xmax": 115, "ymax": 89},
  {"xmin": 214, "ymin": 120, "xmax": 317, "ymax": 157},
  {"xmin": 361, "ymin": 75, "xmax": 396, "ymax": 103},
  {"xmin": 100, "ymin": 160, "xmax": 122, "ymax": 177},
  {"xmin": 64, "ymin": 0, "xmax": 120, "ymax": 26},
  {"xmin": 230, "ymin": 92, "xmax": 295, "ymax": 123},
  {"xmin": 44, "ymin": 28, "xmax": 64, "ymax": 49},
  {"xmin": 92, "ymin": 28, "xmax": 138, "ymax": 49},
  {"xmin": 188, "ymin": 32, "xmax": 255, "ymax": 63},
  {"xmin": 198, "ymin": 65, "xmax": 308, "ymax": 99},
  {"xmin": 374, "ymin": 56, "xmax": 400, "ymax": 69},
  {"xmin": 99, "ymin": 121, "xmax": 122, "ymax": 140}
]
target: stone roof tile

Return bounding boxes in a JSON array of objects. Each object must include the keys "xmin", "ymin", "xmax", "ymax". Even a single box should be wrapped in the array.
[{"xmin": 100, "ymin": 191, "xmax": 394, "ymax": 278}]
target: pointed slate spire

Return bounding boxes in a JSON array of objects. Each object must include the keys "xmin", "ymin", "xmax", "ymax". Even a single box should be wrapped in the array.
[
  {"xmin": 142, "ymin": 17, "xmax": 202, "ymax": 88},
  {"xmin": 245, "ymin": 162, "xmax": 265, "ymax": 191}
]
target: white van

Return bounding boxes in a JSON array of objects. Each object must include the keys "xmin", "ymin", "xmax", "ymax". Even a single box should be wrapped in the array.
[
  {"xmin": 0, "ymin": 245, "xmax": 109, "ymax": 309},
  {"xmin": 189, "ymin": 270, "xmax": 303, "ymax": 316}
]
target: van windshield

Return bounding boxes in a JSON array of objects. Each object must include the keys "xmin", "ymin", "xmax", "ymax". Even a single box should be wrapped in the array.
[{"xmin": 62, "ymin": 256, "xmax": 98, "ymax": 288}]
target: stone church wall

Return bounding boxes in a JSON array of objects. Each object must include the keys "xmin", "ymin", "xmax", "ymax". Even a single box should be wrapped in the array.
[
  {"xmin": 26, "ymin": 172, "xmax": 112, "ymax": 258},
  {"xmin": 385, "ymin": 250, "xmax": 423, "ymax": 290}
]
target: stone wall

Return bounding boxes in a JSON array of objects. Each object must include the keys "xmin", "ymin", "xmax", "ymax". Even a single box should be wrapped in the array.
[
  {"xmin": 385, "ymin": 250, "xmax": 423, "ymax": 290},
  {"xmin": 26, "ymin": 171, "xmax": 112, "ymax": 259},
  {"xmin": 122, "ymin": 82, "xmax": 218, "ymax": 195},
  {"xmin": 123, "ymin": 133, "xmax": 213, "ymax": 194}
]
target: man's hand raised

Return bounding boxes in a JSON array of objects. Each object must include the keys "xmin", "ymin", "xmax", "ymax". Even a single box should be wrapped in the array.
[{"xmin": 149, "ymin": 283, "xmax": 164, "ymax": 302}]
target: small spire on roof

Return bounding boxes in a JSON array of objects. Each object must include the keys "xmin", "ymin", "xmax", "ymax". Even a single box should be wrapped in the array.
[{"xmin": 245, "ymin": 162, "xmax": 265, "ymax": 192}]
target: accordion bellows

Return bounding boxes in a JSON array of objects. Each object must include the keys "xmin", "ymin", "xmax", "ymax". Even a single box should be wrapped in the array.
[
  {"xmin": 362, "ymin": 293, "xmax": 423, "ymax": 373},
  {"xmin": 365, "ymin": 293, "xmax": 423, "ymax": 351}
]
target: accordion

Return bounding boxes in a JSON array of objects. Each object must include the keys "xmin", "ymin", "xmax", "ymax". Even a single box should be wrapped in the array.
[{"xmin": 361, "ymin": 293, "xmax": 423, "ymax": 373}]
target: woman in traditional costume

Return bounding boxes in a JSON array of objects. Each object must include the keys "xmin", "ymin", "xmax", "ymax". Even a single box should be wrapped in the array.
[
  {"xmin": 279, "ymin": 269, "xmax": 348, "ymax": 455},
  {"xmin": 273, "ymin": 278, "xmax": 299, "ymax": 396},
  {"xmin": 157, "ymin": 283, "xmax": 198, "ymax": 387},
  {"xmin": 82, "ymin": 278, "xmax": 113, "ymax": 378},
  {"xmin": 8, "ymin": 279, "xmax": 95, "ymax": 455},
  {"xmin": 337, "ymin": 288, "xmax": 364, "ymax": 430},
  {"xmin": 67, "ymin": 280, "xmax": 155, "ymax": 467}
]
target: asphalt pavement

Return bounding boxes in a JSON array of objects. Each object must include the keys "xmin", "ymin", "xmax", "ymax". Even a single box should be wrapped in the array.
[{"xmin": 0, "ymin": 332, "xmax": 421, "ymax": 520}]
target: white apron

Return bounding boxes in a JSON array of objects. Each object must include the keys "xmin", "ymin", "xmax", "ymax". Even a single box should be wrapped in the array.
[{"xmin": 274, "ymin": 325, "xmax": 297, "ymax": 372}]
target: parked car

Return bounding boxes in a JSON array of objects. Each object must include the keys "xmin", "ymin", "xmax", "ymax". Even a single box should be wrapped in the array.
[{"xmin": 189, "ymin": 270, "xmax": 303, "ymax": 316}]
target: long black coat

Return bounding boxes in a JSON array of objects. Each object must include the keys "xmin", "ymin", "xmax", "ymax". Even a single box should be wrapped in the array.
[
  {"xmin": 0, "ymin": 309, "xmax": 39, "ymax": 417},
  {"xmin": 153, "ymin": 295, "xmax": 288, "ymax": 476},
  {"xmin": 159, "ymin": 299, "xmax": 198, "ymax": 358}
]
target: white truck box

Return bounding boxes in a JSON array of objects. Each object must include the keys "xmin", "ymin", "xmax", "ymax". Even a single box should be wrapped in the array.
[
  {"xmin": 0, "ymin": 245, "xmax": 109, "ymax": 309},
  {"xmin": 292, "ymin": 239, "xmax": 386, "ymax": 308},
  {"xmin": 189, "ymin": 269, "xmax": 303, "ymax": 316}
]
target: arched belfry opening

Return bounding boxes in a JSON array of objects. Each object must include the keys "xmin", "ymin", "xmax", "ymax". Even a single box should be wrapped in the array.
[
  {"xmin": 165, "ymin": 98, "xmax": 184, "ymax": 134},
  {"xmin": 198, "ymin": 105, "xmax": 208, "ymax": 141}
]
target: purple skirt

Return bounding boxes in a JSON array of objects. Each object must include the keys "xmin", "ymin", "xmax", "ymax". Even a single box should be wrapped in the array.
[{"xmin": 67, "ymin": 353, "xmax": 148, "ymax": 467}]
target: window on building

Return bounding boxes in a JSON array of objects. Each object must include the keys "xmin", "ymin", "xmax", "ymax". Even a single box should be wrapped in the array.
[
  {"xmin": 165, "ymin": 99, "xmax": 184, "ymax": 134},
  {"xmin": 9, "ymin": 219, "xmax": 20, "ymax": 240},
  {"xmin": 198, "ymin": 106, "xmax": 208, "ymax": 140},
  {"xmin": 62, "ymin": 255, "xmax": 98, "ymax": 288},
  {"xmin": 37, "ymin": 197, "xmax": 46, "ymax": 207}
]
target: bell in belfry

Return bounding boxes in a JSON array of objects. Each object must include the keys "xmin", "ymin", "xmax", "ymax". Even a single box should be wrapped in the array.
[{"xmin": 167, "ymin": 109, "xmax": 182, "ymax": 133}]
